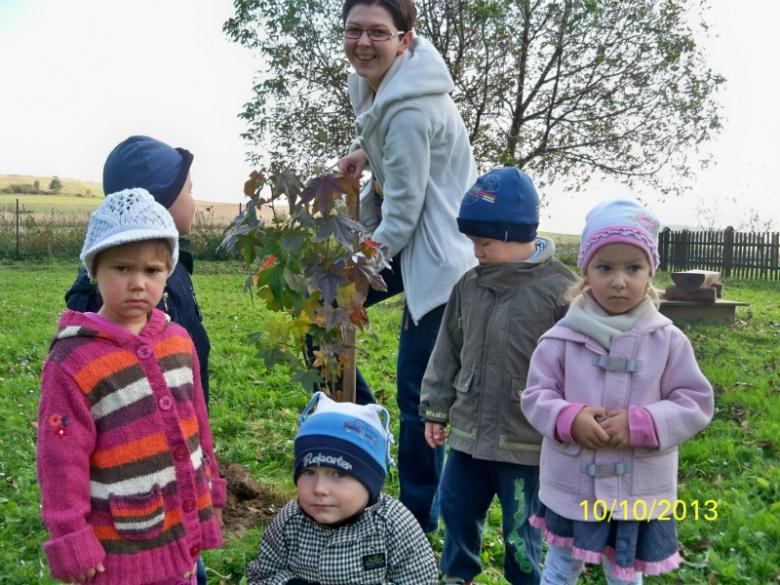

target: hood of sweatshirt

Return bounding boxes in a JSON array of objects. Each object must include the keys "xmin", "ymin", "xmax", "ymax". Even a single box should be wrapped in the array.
[
  {"xmin": 348, "ymin": 36, "xmax": 454, "ymax": 140},
  {"xmin": 50, "ymin": 309, "xmax": 171, "ymax": 350}
]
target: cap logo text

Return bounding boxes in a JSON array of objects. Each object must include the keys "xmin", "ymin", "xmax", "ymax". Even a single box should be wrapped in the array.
[{"xmin": 303, "ymin": 453, "xmax": 353, "ymax": 470}]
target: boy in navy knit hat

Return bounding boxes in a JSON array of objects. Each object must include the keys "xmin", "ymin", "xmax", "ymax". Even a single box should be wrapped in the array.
[
  {"xmin": 65, "ymin": 136, "xmax": 210, "ymax": 403},
  {"xmin": 247, "ymin": 392, "xmax": 437, "ymax": 585},
  {"xmin": 419, "ymin": 168, "xmax": 578, "ymax": 585}
]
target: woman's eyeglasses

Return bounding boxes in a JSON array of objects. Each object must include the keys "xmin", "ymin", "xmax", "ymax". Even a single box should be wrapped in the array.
[{"xmin": 342, "ymin": 27, "xmax": 406, "ymax": 41}]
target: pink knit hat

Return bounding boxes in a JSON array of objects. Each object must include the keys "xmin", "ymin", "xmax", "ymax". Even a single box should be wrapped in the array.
[{"xmin": 577, "ymin": 199, "xmax": 661, "ymax": 275}]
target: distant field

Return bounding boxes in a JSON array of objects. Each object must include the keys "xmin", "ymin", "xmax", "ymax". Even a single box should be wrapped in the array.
[
  {"xmin": 0, "ymin": 194, "xmax": 102, "ymax": 210},
  {"xmin": 0, "ymin": 175, "xmax": 241, "ymax": 214},
  {"xmin": 0, "ymin": 174, "xmax": 104, "ymax": 197},
  {"xmin": 0, "ymin": 192, "xmax": 243, "ymax": 216}
]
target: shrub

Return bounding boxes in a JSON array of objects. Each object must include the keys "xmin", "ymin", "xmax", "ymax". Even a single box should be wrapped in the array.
[{"xmin": 8, "ymin": 183, "xmax": 41, "ymax": 194}]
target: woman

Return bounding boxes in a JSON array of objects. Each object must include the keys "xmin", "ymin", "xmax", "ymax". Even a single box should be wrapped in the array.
[{"xmin": 337, "ymin": 0, "xmax": 478, "ymax": 534}]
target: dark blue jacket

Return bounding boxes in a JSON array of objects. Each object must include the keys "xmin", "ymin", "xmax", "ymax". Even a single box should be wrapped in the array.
[{"xmin": 64, "ymin": 239, "xmax": 211, "ymax": 405}]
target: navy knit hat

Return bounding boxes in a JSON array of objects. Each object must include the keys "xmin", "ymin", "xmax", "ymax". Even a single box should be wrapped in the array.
[
  {"xmin": 103, "ymin": 136, "xmax": 194, "ymax": 210},
  {"xmin": 294, "ymin": 392, "xmax": 395, "ymax": 501},
  {"xmin": 457, "ymin": 167, "xmax": 540, "ymax": 243}
]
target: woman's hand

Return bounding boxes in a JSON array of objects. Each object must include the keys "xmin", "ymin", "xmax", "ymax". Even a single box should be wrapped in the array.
[
  {"xmin": 214, "ymin": 506, "xmax": 224, "ymax": 529},
  {"xmin": 571, "ymin": 406, "xmax": 611, "ymax": 450},
  {"xmin": 337, "ymin": 148, "xmax": 368, "ymax": 180},
  {"xmin": 601, "ymin": 409, "xmax": 631, "ymax": 448},
  {"xmin": 424, "ymin": 422, "xmax": 447, "ymax": 448},
  {"xmin": 62, "ymin": 562, "xmax": 105, "ymax": 583}
]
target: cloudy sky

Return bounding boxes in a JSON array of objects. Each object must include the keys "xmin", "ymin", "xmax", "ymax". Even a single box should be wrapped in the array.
[
  {"xmin": 0, "ymin": 0, "xmax": 257, "ymax": 209},
  {"xmin": 0, "ymin": 0, "xmax": 778, "ymax": 234}
]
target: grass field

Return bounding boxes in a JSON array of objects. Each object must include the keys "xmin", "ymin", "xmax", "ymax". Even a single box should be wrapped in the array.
[
  {"xmin": 0, "ymin": 183, "xmax": 248, "ymax": 262},
  {"xmin": 0, "ymin": 194, "xmax": 102, "ymax": 209},
  {"xmin": 0, "ymin": 175, "xmax": 104, "ymax": 197},
  {"xmin": 0, "ymin": 261, "xmax": 778, "ymax": 584},
  {"xmin": 0, "ymin": 193, "xmax": 243, "ymax": 216}
]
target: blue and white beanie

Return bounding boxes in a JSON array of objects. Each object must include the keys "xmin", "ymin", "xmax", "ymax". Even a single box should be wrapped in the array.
[
  {"xmin": 457, "ymin": 167, "xmax": 541, "ymax": 243},
  {"xmin": 294, "ymin": 392, "xmax": 395, "ymax": 501}
]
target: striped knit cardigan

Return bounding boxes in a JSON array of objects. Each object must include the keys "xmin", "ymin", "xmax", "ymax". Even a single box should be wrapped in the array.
[{"xmin": 37, "ymin": 309, "xmax": 225, "ymax": 584}]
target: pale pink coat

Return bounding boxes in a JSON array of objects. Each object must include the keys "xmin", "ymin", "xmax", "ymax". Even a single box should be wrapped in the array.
[{"xmin": 521, "ymin": 305, "xmax": 713, "ymax": 521}]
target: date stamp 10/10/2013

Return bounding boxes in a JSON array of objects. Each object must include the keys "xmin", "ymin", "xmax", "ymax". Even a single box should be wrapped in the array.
[{"xmin": 580, "ymin": 499, "xmax": 718, "ymax": 522}]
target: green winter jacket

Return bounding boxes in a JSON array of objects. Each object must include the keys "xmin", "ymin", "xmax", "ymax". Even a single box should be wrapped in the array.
[{"xmin": 419, "ymin": 238, "xmax": 578, "ymax": 465}]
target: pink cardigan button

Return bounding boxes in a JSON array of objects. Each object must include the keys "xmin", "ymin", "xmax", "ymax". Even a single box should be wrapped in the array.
[
  {"xmin": 174, "ymin": 447, "xmax": 189, "ymax": 462},
  {"xmin": 183, "ymin": 499, "xmax": 196, "ymax": 512},
  {"xmin": 189, "ymin": 545, "xmax": 201, "ymax": 558},
  {"xmin": 159, "ymin": 396, "xmax": 173, "ymax": 411},
  {"xmin": 137, "ymin": 345, "xmax": 153, "ymax": 359}
]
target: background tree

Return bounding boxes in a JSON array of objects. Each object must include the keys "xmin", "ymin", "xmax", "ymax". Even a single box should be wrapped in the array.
[
  {"xmin": 49, "ymin": 177, "xmax": 63, "ymax": 193},
  {"xmin": 224, "ymin": 0, "xmax": 723, "ymax": 196},
  {"xmin": 33, "ymin": 180, "xmax": 41, "ymax": 192}
]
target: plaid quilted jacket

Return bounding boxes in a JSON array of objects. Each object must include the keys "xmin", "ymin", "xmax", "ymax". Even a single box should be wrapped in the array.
[{"xmin": 247, "ymin": 494, "xmax": 437, "ymax": 585}]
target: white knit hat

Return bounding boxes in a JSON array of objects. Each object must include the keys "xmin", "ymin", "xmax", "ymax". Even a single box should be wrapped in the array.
[{"xmin": 80, "ymin": 188, "xmax": 179, "ymax": 278}]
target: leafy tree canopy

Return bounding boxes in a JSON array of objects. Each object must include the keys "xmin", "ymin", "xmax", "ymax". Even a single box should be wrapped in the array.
[
  {"xmin": 49, "ymin": 177, "xmax": 63, "ymax": 193},
  {"xmin": 225, "ymin": 0, "xmax": 723, "ymax": 196}
]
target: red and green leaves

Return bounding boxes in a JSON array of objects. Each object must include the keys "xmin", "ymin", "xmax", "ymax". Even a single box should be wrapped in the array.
[{"xmin": 223, "ymin": 169, "xmax": 389, "ymax": 393}]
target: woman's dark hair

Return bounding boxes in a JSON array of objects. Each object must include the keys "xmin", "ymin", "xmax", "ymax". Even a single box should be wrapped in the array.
[{"xmin": 341, "ymin": 0, "xmax": 417, "ymax": 32}]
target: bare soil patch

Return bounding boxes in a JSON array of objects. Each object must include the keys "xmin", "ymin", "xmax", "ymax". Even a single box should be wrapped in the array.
[{"xmin": 218, "ymin": 460, "xmax": 290, "ymax": 539}]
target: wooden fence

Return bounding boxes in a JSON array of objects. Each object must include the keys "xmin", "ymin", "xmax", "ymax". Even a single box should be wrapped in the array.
[{"xmin": 659, "ymin": 227, "xmax": 780, "ymax": 280}]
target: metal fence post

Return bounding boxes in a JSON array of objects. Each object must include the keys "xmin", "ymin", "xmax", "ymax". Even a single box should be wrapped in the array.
[{"xmin": 16, "ymin": 198, "xmax": 20, "ymax": 260}]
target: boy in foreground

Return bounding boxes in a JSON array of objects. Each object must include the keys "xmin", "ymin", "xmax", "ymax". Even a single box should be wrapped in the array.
[
  {"xmin": 247, "ymin": 392, "xmax": 437, "ymax": 585},
  {"xmin": 419, "ymin": 168, "xmax": 578, "ymax": 585}
]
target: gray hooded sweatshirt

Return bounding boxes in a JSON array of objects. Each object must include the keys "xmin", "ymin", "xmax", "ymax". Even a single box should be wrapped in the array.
[{"xmin": 348, "ymin": 36, "xmax": 478, "ymax": 322}]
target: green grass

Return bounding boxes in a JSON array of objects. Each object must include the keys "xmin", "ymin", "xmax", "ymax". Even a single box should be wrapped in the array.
[
  {"xmin": 0, "ymin": 194, "xmax": 103, "ymax": 209},
  {"xmin": 0, "ymin": 262, "xmax": 778, "ymax": 583}
]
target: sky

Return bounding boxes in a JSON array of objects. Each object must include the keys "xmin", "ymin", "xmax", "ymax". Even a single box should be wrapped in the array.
[
  {"xmin": 0, "ymin": 0, "xmax": 257, "ymax": 208},
  {"xmin": 540, "ymin": 0, "xmax": 780, "ymax": 233},
  {"xmin": 0, "ymin": 0, "xmax": 778, "ymax": 235}
]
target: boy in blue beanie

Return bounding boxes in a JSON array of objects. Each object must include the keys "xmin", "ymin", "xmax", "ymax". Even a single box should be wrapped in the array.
[
  {"xmin": 64, "ymin": 135, "xmax": 214, "ymax": 585},
  {"xmin": 419, "ymin": 168, "xmax": 578, "ymax": 585},
  {"xmin": 247, "ymin": 392, "xmax": 438, "ymax": 585},
  {"xmin": 65, "ymin": 136, "xmax": 210, "ymax": 403}
]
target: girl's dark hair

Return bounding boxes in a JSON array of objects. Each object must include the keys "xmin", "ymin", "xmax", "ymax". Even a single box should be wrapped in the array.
[{"xmin": 341, "ymin": 0, "xmax": 417, "ymax": 32}]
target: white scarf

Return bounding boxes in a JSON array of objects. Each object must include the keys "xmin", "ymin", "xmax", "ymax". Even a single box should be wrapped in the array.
[{"xmin": 565, "ymin": 293, "xmax": 652, "ymax": 350}]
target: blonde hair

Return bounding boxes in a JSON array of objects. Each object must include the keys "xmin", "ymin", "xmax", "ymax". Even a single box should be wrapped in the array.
[{"xmin": 564, "ymin": 277, "xmax": 662, "ymax": 308}]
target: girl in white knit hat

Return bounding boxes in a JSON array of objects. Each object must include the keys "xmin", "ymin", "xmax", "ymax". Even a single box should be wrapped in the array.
[{"xmin": 37, "ymin": 189, "xmax": 224, "ymax": 585}]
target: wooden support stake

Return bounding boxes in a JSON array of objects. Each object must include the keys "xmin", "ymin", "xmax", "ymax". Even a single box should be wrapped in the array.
[{"xmin": 342, "ymin": 181, "xmax": 360, "ymax": 404}]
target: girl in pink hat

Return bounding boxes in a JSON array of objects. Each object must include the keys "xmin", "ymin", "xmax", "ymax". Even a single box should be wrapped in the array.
[{"xmin": 522, "ymin": 199, "xmax": 714, "ymax": 584}]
